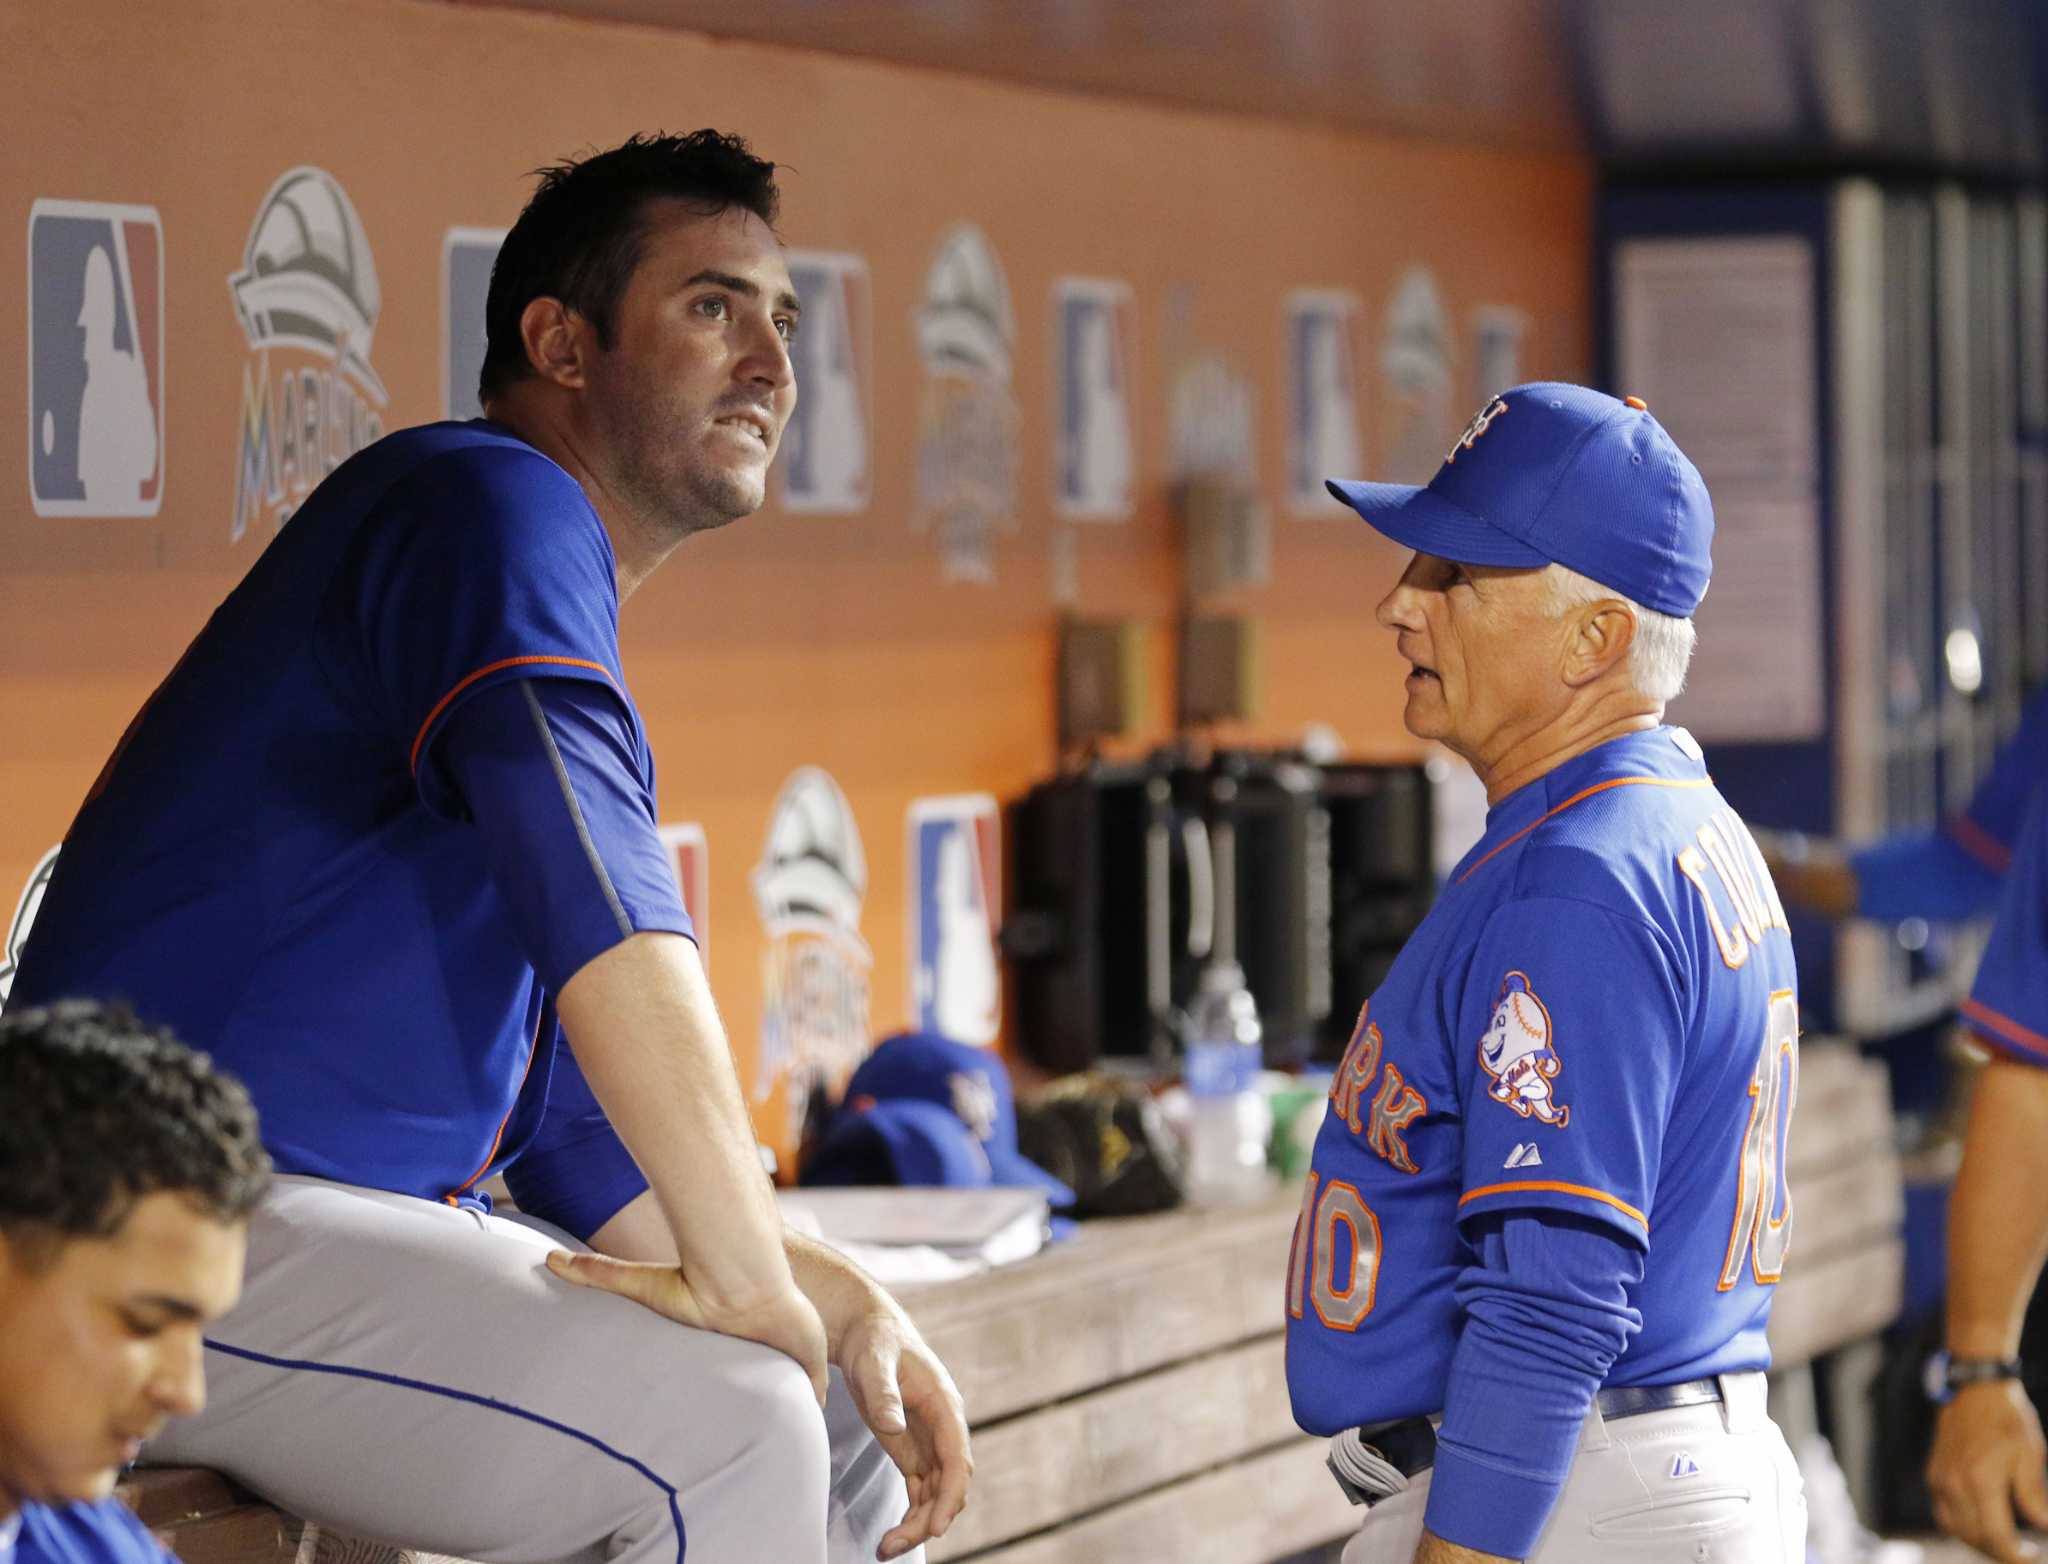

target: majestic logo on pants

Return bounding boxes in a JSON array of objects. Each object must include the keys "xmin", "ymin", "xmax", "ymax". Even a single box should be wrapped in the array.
[
  {"xmin": 28, "ymin": 201, "xmax": 164, "ymax": 518},
  {"xmin": 228, "ymin": 167, "xmax": 387, "ymax": 541},
  {"xmin": 1479, "ymin": 970, "xmax": 1570, "ymax": 1127}
]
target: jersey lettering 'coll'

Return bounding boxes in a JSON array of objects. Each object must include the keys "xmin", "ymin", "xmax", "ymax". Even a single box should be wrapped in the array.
[
  {"xmin": 1286, "ymin": 727, "xmax": 1799, "ymax": 1435},
  {"xmin": 11, "ymin": 422, "xmax": 691, "ymax": 1219}
]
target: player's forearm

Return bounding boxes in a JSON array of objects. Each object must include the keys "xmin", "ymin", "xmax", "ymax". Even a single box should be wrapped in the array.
[
  {"xmin": 1947, "ymin": 1058, "xmax": 2048, "ymax": 1358},
  {"xmin": 1414, "ymin": 1532, "xmax": 1515, "ymax": 1564},
  {"xmin": 589, "ymin": 1194, "xmax": 901, "ymax": 1357},
  {"xmin": 1751, "ymin": 830, "xmax": 1859, "ymax": 921},
  {"xmin": 558, "ymin": 931, "xmax": 794, "ymax": 1309},
  {"xmin": 784, "ymin": 1227, "xmax": 904, "ymax": 1355}
]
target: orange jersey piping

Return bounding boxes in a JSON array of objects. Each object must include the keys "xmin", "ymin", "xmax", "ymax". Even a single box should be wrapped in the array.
[
  {"xmin": 410, "ymin": 656, "xmax": 619, "ymax": 775},
  {"xmin": 1459, "ymin": 1179, "xmax": 1648, "ymax": 1229},
  {"xmin": 1456, "ymin": 777, "xmax": 1714, "ymax": 886}
]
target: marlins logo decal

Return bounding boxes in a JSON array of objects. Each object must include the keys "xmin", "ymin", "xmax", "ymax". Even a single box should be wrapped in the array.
[
  {"xmin": 229, "ymin": 167, "xmax": 387, "ymax": 541},
  {"xmin": 1381, "ymin": 265, "xmax": 1452, "ymax": 485},
  {"xmin": 753, "ymin": 768, "xmax": 873, "ymax": 1142},
  {"xmin": 0, "ymin": 847, "xmax": 60, "ymax": 1013},
  {"xmin": 1478, "ymin": 970, "xmax": 1570, "ymax": 1127},
  {"xmin": 913, "ymin": 224, "xmax": 1019, "ymax": 582}
]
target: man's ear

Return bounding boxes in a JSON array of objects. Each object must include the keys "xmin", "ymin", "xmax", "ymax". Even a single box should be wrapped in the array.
[
  {"xmin": 519, "ymin": 297, "xmax": 590, "ymax": 390},
  {"xmin": 1562, "ymin": 599, "xmax": 1638, "ymax": 689}
]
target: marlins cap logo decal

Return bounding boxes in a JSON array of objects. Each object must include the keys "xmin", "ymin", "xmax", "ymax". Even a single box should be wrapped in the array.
[
  {"xmin": 1479, "ymin": 970, "xmax": 1570, "ymax": 1127},
  {"xmin": 228, "ymin": 167, "xmax": 388, "ymax": 542}
]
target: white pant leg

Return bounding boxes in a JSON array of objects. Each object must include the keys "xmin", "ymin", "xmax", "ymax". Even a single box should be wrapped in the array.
[
  {"xmin": 499, "ymin": 1203, "xmax": 919, "ymax": 1564},
  {"xmin": 148, "ymin": 1177, "xmax": 910, "ymax": 1564},
  {"xmin": 1341, "ymin": 1375, "xmax": 1807, "ymax": 1564}
]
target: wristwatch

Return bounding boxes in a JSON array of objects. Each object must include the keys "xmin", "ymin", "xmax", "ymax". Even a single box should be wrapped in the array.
[{"xmin": 1924, "ymin": 1349, "xmax": 2025, "ymax": 1404}]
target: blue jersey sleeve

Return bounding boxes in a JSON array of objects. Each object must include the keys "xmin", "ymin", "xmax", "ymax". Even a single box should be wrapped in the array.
[
  {"xmin": 1848, "ymin": 829, "xmax": 2004, "ymax": 922},
  {"xmin": 336, "ymin": 443, "xmax": 626, "ymax": 796},
  {"xmin": 1953, "ymin": 687, "xmax": 2048, "ymax": 873},
  {"xmin": 1453, "ymin": 897, "xmax": 1685, "ymax": 1245},
  {"xmin": 18, "ymin": 1499, "xmax": 173, "ymax": 1564},
  {"xmin": 503, "ymin": 1027, "xmax": 651, "ymax": 1242},
  {"xmin": 436, "ymin": 677, "xmax": 692, "ymax": 993},
  {"xmin": 1962, "ymin": 789, "xmax": 2048, "ymax": 1067},
  {"xmin": 1427, "ymin": 1210, "xmax": 1643, "ymax": 1558}
]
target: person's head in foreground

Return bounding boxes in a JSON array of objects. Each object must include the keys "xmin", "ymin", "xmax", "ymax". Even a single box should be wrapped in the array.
[
  {"xmin": 1329, "ymin": 382, "xmax": 1711, "ymax": 802},
  {"xmin": 0, "ymin": 1001, "xmax": 271, "ymax": 1517},
  {"xmin": 479, "ymin": 129, "xmax": 799, "ymax": 542}
]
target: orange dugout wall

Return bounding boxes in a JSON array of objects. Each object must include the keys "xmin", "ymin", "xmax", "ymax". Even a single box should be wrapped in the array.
[{"xmin": 0, "ymin": 0, "xmax": 1590, "ymax": 1164}]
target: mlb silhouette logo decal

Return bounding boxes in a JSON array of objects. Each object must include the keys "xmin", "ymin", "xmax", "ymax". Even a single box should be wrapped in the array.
[
  {"xmin": 657, "ymin": 822, "xmax": 709, "ymax": 958},
  {"xmin": 1285, "ymin": 290, "xmax": 1364, "ymax": 515},
  {"xmin": 1479, "ymin": 970, "xmax": 1570, "ymax": 1127},
  {"xmin": 443, "ymin": 227, "xmax": 506, "ymax": 422},
  {"xmin": 780, "ymin": 251, "xmax": 870, "ymax": 514},
  {"xmin": 1053, "ymin": 277, "xmax": 1135, "ymax": 521},
  {"xmin": 907, "ymin": 794, "xmax": 1001, "ymax": 1046},
  {"xmin": 28, "ymin": 201, "xmax": 164, "ymax": 518}
]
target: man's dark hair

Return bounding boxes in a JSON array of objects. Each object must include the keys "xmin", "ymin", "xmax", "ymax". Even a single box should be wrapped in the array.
[
  {"xmin": 479, "ymin": 129, "xmax": 782, "ymax": 404},
  {"xmin": 0, "ymin": 1001, "xmax": 271, "ymax": 1258}
]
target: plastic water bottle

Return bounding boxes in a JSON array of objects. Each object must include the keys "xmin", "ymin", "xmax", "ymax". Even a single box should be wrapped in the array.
[{"xmin": 1182, "ymin": 959, "xmax": 1273, "ymax": 1205}]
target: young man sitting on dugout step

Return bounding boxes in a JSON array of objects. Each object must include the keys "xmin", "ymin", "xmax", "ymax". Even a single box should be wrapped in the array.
[{"xmin": 0, "ymin": 1000, "xmax": 272, "ymax": 1564}]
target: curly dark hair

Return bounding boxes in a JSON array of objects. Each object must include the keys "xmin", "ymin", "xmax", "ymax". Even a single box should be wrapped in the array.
[
  {"xmin": 478, "ymin": 129, "xmax": 783, "ymax": 405},
  {"xmin": 0, "ymin": 1001, "xmax": 271, "ymax": 1258}
]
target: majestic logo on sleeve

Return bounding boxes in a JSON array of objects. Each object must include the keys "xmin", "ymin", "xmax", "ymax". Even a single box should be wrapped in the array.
[{"xmin": 1479, "ymin": 971, "xmax": 1570, "ymax": 1127}]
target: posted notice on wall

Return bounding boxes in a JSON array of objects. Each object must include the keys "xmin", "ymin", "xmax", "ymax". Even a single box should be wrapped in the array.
[{"xmin": 1614, "ymin": 236, "xmax": 1825, "ymax": 744}]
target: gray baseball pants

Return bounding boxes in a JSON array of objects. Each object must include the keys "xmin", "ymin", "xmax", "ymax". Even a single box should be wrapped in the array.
[
  {"xmin": 1340, "ymin": 1371, "xmax": 1805, "ymax": 1564},
  {"xmin": 147, "ymin": 1176, "xmax": 918, "ymax": 1564}
]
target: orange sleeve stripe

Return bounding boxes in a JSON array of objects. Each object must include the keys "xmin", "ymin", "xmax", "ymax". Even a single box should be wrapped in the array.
[
  {"xmin": 1961, "ymin": 998, "xmax": 2048, "ymax": 1063},
  {"xmin": 409, "ymin": 655, "xmax": 619, "ymax": 775},
  {"xmin": 1459, "ymin": 1179, "xmax": 1648, "ymax": 1229},
  {"xmin": 1456, "ymin": 777, "xmax": 1714, "ymax": 885},
  {"xmin": 1946, "ymin": 814, "xmax": 2014, "ymax": 875}
]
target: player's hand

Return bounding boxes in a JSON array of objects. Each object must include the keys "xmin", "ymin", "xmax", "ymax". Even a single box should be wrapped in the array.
[
  {"xmin": 1929, "ymin": 1379, "xmax": 2048, "ymax": 1563},
  {"xmin": 544, "ymin": 1249, "xmax": 830, "ymax": 1406},
  {"xmin": 835, "ymin": 1307, "xmax": 972, "ymax": 1560}
]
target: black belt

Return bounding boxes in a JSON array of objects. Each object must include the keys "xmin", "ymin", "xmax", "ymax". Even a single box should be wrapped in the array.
[{"xmin": 1352, "ymin": 1377, "xmax": 1724, "ymax": 1481}]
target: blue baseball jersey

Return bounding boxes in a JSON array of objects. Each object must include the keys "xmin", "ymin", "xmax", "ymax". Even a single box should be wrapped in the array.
[
  {"xmin": 1287, "ymin": 726, "xmax": 1800, "ymax": 1434},
  {"xmin": 1850, "ymin": 685, "xmax": 2048, "ymax": 921},
  {"xmin": 11, "ymin": 421, "xmax": 690, "ymax": 1219},
  {"xmin": 5, "ymin": 1499, "xmax": 169, "ymax": 1564},
  {"xmin": 1962, "ymin": 782, "xmax": 2048, "ymax": 1067}
]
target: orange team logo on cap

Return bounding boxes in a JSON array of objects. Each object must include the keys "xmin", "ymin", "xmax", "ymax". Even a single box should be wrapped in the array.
[{"xmin": 1444, "ymin": 395, "xmax": 1508, "ymax": 464}]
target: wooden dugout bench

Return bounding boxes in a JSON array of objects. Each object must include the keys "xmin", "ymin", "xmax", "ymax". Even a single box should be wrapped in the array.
[{"xmin": 123, "ymin": 1041, "xmax": 1901, "ymax": 1564}]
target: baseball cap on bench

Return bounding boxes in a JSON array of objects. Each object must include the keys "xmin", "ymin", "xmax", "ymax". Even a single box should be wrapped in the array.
[{"xmin": 1326, "ymin": 382, "xmax": 1714, "ymax": 618}]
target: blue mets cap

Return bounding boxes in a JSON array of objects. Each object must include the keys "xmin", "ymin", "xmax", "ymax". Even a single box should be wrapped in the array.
[
  {"xmin": 805, "ymin": 1031, "xmax": 1075, "ymax": 1207},
  {"xmin": 1325, "ymin": 382, "xmax": 1714, "ymax": 618}
]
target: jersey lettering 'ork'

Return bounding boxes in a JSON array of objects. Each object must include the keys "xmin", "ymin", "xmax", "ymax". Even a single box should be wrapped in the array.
[
  {"xmin": 1287, "ymin": 727, "xmax": 1799, "ymax": 1435},
  {"xmin": 10, "ymin": 422, "xmax": 691, "ymax": 1211}
]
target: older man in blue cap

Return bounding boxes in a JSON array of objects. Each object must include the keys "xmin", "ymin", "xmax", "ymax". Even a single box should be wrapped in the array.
[{"xmin": 1284, "ymin": 384, "xmax": 1808, "ymax": 1563}]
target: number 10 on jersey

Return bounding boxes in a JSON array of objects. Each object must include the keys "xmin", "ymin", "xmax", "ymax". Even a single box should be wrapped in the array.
[{"xmin": 1719, "ymin": 989, "xmax": 1798, "ymax": 1290}]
